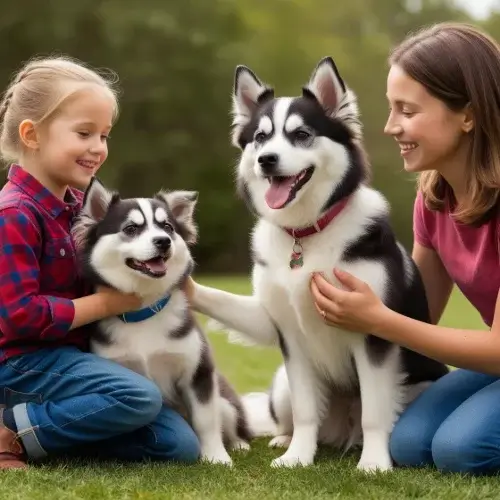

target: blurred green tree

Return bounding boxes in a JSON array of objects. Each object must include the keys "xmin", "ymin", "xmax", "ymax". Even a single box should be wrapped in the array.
[{"xmin": 0, "ymin": 0, "xmax": 491, "ymax": 272}]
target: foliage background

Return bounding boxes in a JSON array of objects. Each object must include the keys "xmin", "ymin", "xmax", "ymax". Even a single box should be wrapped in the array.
[{"xmin": 1, "ymin": 0, "xmax": 499, "ymax": 273}]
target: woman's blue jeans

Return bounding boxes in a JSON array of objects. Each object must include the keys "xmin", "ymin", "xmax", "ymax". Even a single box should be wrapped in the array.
[{"xmin": 390, "ymin": 368, "xmax": 500, "ymax": 475}]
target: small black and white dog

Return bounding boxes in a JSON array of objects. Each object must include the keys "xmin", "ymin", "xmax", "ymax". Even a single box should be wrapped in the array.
[
  {"xmin": 72, "ymin": 178, "xmax": 252, "ymax": 466},
  {"xmin": 190, "ymin": 57, "xmax": 449, "ymax": 471}
]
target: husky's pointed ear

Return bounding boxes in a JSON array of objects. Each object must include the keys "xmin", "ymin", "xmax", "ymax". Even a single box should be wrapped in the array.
[
  {"xmin": 81, "ymin": 177, "xmax": 117, "ymax": 221},
  {"xmin": 304, "ymin": 57, "xmax": 362, "ymax": 139},
  {"xmin": 231, "ymin": 65, "xmax": 274, "ymax": 148},
  {"xmin": 305, "ymin": 57, "xmax": 346, "ymax": 113},
  {"xmin": 72, "ymin": 177, "xmax": 118, "ymax": 250},
  {"xmin": 157, "ymin": 190, "xmax": 198, "ymax": 245}
]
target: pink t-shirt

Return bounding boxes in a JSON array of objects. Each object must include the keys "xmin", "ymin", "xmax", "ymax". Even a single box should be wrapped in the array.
[{"xmin": 413, "ymin": 191, "xmax": 499, "ymax": 327}]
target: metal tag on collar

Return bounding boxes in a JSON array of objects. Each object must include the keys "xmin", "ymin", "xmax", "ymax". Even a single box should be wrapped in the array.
[{"xmin": 289, "ymin": 236, "xmax": 304, "ymax": 269}]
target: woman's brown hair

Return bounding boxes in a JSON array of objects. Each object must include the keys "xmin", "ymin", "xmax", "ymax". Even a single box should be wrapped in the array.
[{"xmin": 389, "ymin": 22, "xmax": 500, "ymax": 225}]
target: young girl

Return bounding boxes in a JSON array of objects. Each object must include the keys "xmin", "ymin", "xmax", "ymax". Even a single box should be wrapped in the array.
[
  {"xmin": 310, "ymin": 22, "xmax": 500, "ymax": 475},
  {"xmin": 0, "ymin": 56, "xmax": 200, "ymax": 469}
]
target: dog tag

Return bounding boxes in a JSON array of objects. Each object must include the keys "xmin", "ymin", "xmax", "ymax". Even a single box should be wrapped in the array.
[{"xmin": 289, "ymin": 240, "xmax": 304, "ymax": 269}]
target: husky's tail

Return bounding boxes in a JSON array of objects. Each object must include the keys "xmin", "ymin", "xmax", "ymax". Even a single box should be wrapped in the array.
[{"xmin": 241, "ymin": 391, "xmax": 277, "ymax": 437}]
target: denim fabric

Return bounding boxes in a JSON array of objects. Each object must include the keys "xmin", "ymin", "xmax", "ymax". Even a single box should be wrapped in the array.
[
  {"xmin": 390, "ymin": 368, "xmax": 500, "ymax": 475},
  {"xmin": 0, "ymin": 346, "xmax": 200, "ymax": 463}
]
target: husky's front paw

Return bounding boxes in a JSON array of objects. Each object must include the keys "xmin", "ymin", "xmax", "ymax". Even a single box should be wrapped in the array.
[
  {"xmin": 356, "ymin": 450, "xmax": 392, "ymax": 473},
  {"xmin": 201, "ymin": 448, "xmax": 233, "ymax": 466},
  {"xmin": 271, "ymin": 451, "xmax": 313, "ymax": 468},
  {"xmin": 268, "ymin": 435, "xmax": 292, "ymax": 449},
  {"xmin": 231, "ymin": 439, "xmax": 250, "ymax": 452}
]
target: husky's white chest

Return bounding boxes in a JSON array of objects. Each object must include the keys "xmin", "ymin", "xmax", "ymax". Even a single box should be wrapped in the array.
[
  {"xmin": 92, "ymin": 293, "xmax": 201, "ymax": 402},
  {"xmin": 251, "ymin": 191, "xmax": 389, "ymax": 384}
]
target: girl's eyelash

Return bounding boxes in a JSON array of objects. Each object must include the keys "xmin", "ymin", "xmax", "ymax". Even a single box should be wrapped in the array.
[{"xmin": 78, "ymin": 131, "xmax": 111, "ymax": 139}]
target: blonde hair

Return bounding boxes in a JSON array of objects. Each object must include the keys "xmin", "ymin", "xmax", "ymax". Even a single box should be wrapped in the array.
[
  {"xmin": 0, "ymin": 55, "xmax": 120, "ymax": 163},
  {"xmin": 389, "ymin": 22, "xmax": 500, "ymax": 226}
]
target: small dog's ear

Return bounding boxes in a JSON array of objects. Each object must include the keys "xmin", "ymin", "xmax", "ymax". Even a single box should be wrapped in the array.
[
  {"xmin": 157, "ymin": 190, "xmax": 198, "ymax": 245},
  {"xmin": 81, "ymin": 177, "xmax": 117, "ymax": 221},
  {"xmin": 72, "ymin": 177, "xmax": 118, "ymax": 250},
  {"xmin": 231, "ymin": 65, "xmax": 274, "ymax": 148},
  {"xmin": 304, "ymin": 56, "xmax": 362, "ymax": 139}
]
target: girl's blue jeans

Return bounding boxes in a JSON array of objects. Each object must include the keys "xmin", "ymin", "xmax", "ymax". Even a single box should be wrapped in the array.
[
  {"xmin": 390, "ymin": 368, "xmax": 500, "ymax": 475},
  {"xmin": 0, "ymin": 346, "xmax": 200, "ymax": 463}
]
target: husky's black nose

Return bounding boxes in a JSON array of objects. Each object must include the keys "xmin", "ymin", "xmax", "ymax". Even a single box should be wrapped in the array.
[
  {"xmin": 258, "ymin": 153, "xmax": 279, "ymax": 174},
  {"xmin": 153, "ymin": 237, "xmax": 171, "ymax": 253}
]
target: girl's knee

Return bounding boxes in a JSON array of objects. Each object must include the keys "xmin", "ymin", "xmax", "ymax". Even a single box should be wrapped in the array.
[
  {"xmin": 158, "ymin": 423, "xmax": 201, "ymax": 463},
  {"xmin": 170, "ymin": 427, "xmax": 201, "ymax": 464},
  {"xmin": 151, "ymin": 409, "xmax": 201, "ymax": 463},
  {"xmin": 118, "ymin": 376, "xmax": 163, "ymax": 427}
]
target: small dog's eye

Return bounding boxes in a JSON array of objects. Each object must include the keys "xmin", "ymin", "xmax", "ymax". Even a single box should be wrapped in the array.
[
  {"xmin": 295, "ymin": 130, "xmax": 310, "ymax": 140},
  {"xmin": 162, "ymin": 222, "xmax": 174, "ymax": 232},
  {"xmin": 123, "ymin": 224, "xmax": 138, "ymax": 236}
]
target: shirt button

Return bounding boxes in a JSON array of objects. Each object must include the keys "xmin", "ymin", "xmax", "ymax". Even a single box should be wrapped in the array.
[
  {"xmin": 65, "ymin": 206, "xmax": 70, "ymax": 211},
  {"xmin": 60, "ymin": 248, "xmax": 66, "ymax": 257}
]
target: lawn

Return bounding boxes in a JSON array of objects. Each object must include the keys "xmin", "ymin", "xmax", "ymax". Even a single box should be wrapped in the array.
[{"xmin": 2, "ymin": 275, "xmax": 496, "ymax": 500}]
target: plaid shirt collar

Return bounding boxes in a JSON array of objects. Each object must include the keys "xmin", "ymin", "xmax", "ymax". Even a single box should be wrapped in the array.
[{"xmin": 7, "ymin": 164, "xmax": 80, "ymax": 218}]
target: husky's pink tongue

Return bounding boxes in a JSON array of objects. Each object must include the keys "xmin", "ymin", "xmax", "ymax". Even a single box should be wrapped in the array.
[
  {"xmin": 265, "ymin": 176, "xmax": 297, "ymax": 209},
  {"xmin": 144, "ymin": 257, "xmax": 167, "ymax": 273}
]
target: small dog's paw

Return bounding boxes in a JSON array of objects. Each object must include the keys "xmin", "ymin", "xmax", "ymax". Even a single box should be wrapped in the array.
[
  {"xmin": 271, "ymin": 452, "xmax": 313, "ymax": 468},
  {"xmin": 201, "ymin": 449, "xmax": 233, "ymax": 466},
  {"xmin": 268, "ymin": 435, "xmax": 292, "ymax": 449},
  {"xmin": 231, "ymin": 439, "xmax": 250, "ymax": 452}
]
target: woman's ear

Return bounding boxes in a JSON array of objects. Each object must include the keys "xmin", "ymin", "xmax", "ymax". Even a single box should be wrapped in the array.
[{"xmin": 461, "ymin": 103, "xmax": 474, "ymax": 133}]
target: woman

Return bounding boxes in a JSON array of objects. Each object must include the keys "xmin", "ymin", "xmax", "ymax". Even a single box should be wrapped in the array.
[{"xmin": 310, "ymin": 22, "xmax": 500, "ymax": 475}]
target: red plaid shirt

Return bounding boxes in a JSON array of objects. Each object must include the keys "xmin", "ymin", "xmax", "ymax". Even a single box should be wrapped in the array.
[{"xmin": 0, "ymin": 164, "xmax": 91, "ymax": 361}]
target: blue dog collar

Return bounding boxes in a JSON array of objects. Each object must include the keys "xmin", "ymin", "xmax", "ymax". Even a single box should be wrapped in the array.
[{"xmin": 118, "ymin": 294, "xmax": 171, "ymax": 323}]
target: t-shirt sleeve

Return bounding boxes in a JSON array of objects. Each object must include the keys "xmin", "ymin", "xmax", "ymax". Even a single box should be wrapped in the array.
[
  {"xmin": 413, "ymin": 190, "xmax": 434, "ymax": 249},
  {"xmin": 0, "ymin": 207, "xmax": 75, "ymax": 342}
]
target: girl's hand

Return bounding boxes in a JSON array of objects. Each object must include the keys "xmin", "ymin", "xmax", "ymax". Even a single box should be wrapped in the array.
[
  {"xmin": 95, "ymin": 285, "xmax": 142, "ymax": 316},
  {"xmin": 310, "ymin": 268, "xmax": 388, "ymax": 334}
]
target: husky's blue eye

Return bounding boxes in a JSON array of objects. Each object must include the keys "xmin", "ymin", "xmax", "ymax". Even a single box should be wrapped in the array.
[{"xmin": 123, "ymin": 224, "xmax": 138, "ymax": 236}]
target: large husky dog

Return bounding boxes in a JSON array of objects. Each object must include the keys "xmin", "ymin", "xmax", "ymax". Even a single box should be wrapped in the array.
[
  {"xmin": 72, "ymin": 178, "xmax": 252, "ymax": 466},
  {"xmin": 190, "ymin": 57, "xmax": 449, "ymax": 471}
]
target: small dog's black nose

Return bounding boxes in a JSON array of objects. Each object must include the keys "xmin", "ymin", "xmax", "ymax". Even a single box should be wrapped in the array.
[
  {"xmin": 153, "ymin": 237, "xmax": 171, "ymax": 253},
  {"xmin": 258, "ymin": 153, "xmax": 279, "ymax": 174}
]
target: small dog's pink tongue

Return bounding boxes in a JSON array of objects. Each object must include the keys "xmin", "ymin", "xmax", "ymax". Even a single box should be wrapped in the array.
[
  {"xmin": 265, "ymin": 176, "xmax": 296, "ymax": 209},
  {"xmin": 144, "ymin": 257, "xmax": 166, "ymax": 273}
]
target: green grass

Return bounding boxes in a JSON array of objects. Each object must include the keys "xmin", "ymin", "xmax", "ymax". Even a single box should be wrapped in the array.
[{"xmin": 2, "ymin": 276, "xmax": 495, "ymax": 500}]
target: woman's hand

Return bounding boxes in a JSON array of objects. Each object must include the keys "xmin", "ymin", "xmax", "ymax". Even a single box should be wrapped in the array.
[{"xmin": 310, "ymin": 268, "xmax": 389, "ymax": 334}]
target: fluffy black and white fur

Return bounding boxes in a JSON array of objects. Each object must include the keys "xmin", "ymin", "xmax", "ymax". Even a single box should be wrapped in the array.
[
  {"xmin": 190, "ymin": 57, "xmax": 449, "ymax": 471},
  {"xmin": 72, "ymin": 178, "xmax": 252, "ymax": 466}
]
